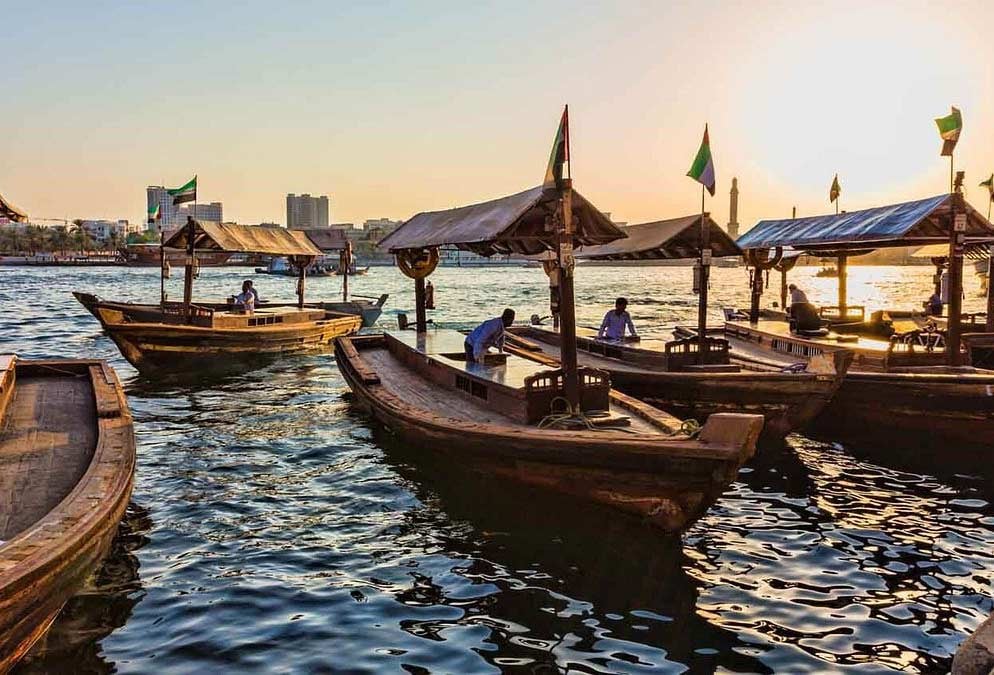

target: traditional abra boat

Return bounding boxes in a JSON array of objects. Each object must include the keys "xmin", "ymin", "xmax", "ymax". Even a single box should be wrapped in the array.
[
  {"xmin": 0, "ymin": 355, "xmax": 136, "ymax": 670},
  {"xmin": 336, "ymin": 110, "xmax": 765, "ymax": 532},
  {"xmin": 721, "ymin": 184, "xmax": 994, "ymax": 449},
  {"xmin": 510, "ymin": 215, "xmax": 850, "ymax": 443},
  {"xmin": 75, "ymin": 221, "xmax": 362, "ymax": 372}
]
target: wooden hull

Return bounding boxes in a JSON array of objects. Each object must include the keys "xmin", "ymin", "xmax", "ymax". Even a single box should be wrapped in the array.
[
  {"xmin": 714, "ymin": 322, "xmax": 994, "ymax": 450},
  {"xmin": 335, "ymin": 334, "xmax": 764, "ymax": 532},
  {"xmin": 100, "ymin": 315, "xmax": 361, "ymax": 372},
  {"xmin": 73, "ymin": 292, "xmax": 385, "ymax": 328},
  {"xmin": 509, "ymin": 327, "xmax": 850, "ymax": 443},
  {"xmin": 0, "ymin": 359, "xmax": 136, "ymax": 671}
]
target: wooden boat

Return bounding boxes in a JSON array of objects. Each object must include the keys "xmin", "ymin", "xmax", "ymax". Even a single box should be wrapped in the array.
[
  {"xmin": 74, "ymin": 292, "xmax": 387, "ymax": 329},
  {"xmin": 0, "ymin": 355, "xmax": 136, "ymax": 671},
  {"xmin": 728, "ymin": 188, "xmax": 994, "ymax": 449},
  {"xmin": 120, "ymin": 243, "xmax": 230, "ymax": 267},
  {"xmin": 75, "ymin": 221, "xmax": 363, "ymax": 372},
  {"xmin": 335, "ymin": 265, "xmax": 369, "ymax": 276},
  {"xmin": 506, "ymin": 325, "xmax": 851, "ymax": 443},
  {"xmin": 815, "ymin": 265, "xmax": 838, "ymax": 277},
  {"xmin": 338, "ymin": 330, "xmax": 762, "ymax": 531}
]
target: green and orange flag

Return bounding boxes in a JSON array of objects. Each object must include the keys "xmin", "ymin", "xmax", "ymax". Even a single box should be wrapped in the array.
[
  {"xmin": 543, "ymin": 106, "xmax": 570, "ymax": 189},
  {"xmin": 935, "ymin": 107, "xmax": 962, "ymax": 156},
  {"xmin": 687, "ymin": 125, "xmax": 716, "ymax": 196}
]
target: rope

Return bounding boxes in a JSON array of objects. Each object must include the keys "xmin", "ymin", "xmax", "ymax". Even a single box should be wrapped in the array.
[
  {"xmin": 537, "ymin": 396, "xmax": 597, "ymax": 431},
  {"xmin": 672, "ymin": 418, "xmax": 702, "ymax": 438}
]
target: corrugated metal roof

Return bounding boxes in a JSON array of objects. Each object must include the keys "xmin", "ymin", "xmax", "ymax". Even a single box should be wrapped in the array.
[
  {"xmin": 164, "ymin": 221, "xmax": 321, "ymax": 256},
  {"xmin": 378, "ymin": 185, "xmax": 625, "ymax": 256},
  {"xmin": 737, "ymin": 194, "xmax": 994, "ymax": 251},
  {"xmin": 576, "ymin": 214, "xmax": 740, "ymax": 260},
  {"xmin": 0, "ymin": 191, "xmax": 28, "ymax": 222}
]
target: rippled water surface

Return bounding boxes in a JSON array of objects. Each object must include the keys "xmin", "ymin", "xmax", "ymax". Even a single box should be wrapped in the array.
[{"xmin": 2, "ymin": 264, "xmax": 992, "ymax": 673}]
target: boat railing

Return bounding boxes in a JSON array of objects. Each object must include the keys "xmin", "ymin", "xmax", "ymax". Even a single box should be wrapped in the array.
[
  {"xmin": 160, "ymin": 302, "xmax": 215, "ymax": 327},
  {"xmin": 523, "ymin": 366, "xmax": 611, "ymax": 422},
  {"xmin": 963, "ymin": 332, "xmax": 994, "ymax": 370},
  {"xmin": 664, "ymin": 336, "xmax": 730, "ymax": 371},
  {"xmin": 819, "ymin": 305, "xmax": 866, "ymax": 323}
]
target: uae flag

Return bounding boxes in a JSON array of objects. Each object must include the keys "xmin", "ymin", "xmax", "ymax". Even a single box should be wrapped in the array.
[
  {"xmin": 168, "ymin": 176, "xmax": 197, "ymax": 205},
  {"xmin": 687, "ymin": 125, "xmax": 716, "ymax": 196},
  {"xmin": 830, "ymin": 174, "xmax": 841, "ymax": 203},
  {"xmin": 147, "ymin": 202, "xmax": 161, "ymax": 224},
  {"xmin": 934, "ymin": 107, "xmax": 962, "ymax": 157},
  {"xmin": 981, "ymin": 174, "xmax": 994, "ymax": 202},
  {"xmin": 543, "ymin": 106, "xmax": 570, "ymax": 189}
]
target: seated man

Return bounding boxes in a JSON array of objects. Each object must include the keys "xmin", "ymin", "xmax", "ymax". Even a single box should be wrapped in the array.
[
  {"xmin": 465, "ymin": 308, "xmax": 515, "ymax": 363},
  {"xmin": 598, "ymin": 297, "xmax": 639, "ymax": 341},
  {"xmin": 788, "ymin": 283, "xmax": 822, "ymax": 332},
  {"xmin": 234, "ymin": 279, "xmax": 260, "ymax": 314},
  {"xmin": 926, "ymin": 291, "xmax": 943, "ymax": 317}
]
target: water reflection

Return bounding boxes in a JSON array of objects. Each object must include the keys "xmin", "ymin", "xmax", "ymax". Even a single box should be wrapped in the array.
[{"xmin": 14, "ymin": 503, "xmax": 150, "ymax": 674}]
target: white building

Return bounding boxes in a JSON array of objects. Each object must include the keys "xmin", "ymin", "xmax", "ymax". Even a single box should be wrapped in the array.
[
  {"xmin": 287, "ymin": 193, "xmax": 330, "ymax": 229},
  {"xmin": 80, "ymin": 219, "xmax": 139, "ymax": 243}
]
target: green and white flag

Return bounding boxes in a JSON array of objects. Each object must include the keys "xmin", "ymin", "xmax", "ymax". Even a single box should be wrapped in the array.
[
  {"xmin": 981, "ymin": 174, "xmax": 994, "ymax": 202},
  {"xmin": 168, "ymin": 175, "xmax": 197, "ymax": 205},
  {"xmin": 687, "ymin": 125, "xmax": 715, "ymax": 196},
  {"xmin": 543, "ymin": 106, "xmax": 570, "ymax": 190},
  {"xmin": 934, "ymin": 107, "xmax": 962, "ymax": 157},
  {"xmin": 147, "ymin": 202, "xmax": 160, "ymax": 224}
]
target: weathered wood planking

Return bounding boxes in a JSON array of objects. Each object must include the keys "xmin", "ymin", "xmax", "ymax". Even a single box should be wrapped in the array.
[
  {"xmin": 509, "ymin": 326, "xmax": 850, "ymax": 443},
  {"xmin": 335, "ymin": 334, "xmax": 764, "ymax": 532},
  {"xmin": 0, "ymin": 359, "xmax": 136, "ymax": 672}
]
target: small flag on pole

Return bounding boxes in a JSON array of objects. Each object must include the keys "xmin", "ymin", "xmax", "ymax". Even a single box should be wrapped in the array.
[
  {"xmin": 168, "ymin": 176, "xmax": 197, "ymax": 205},
  {"xmin": 687, "ymin": 125, "xmax": 716, "ymax": 196},
  {"xmin": 934, "ymin": 107, "xmax": 962, "ymax": 157},
  {"xmin": 543, "ymin": 106, "xmax": 570, "ymax": 189},
  {"xmin": 147, "ymin": 202, "xmax": 161, "ymax": 225},
  {"xmin": 981, "ymin": 174, "xmax": 994, "ymax": 202},
  {"xmin": 830, "ymin": 175, "xmax": 841, "ymax": 203}
]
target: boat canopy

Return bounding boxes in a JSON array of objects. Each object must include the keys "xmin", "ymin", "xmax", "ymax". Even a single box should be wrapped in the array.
[
  {"xmin": 737, "ymin": 194, "xmax": 994, "ymax": 253},
  {"xmin": 911, "ymin": 242, "xmax": 992, "ymax": 260},
  {"xmin": 164, "ymin": 221, "xmax": 321, "ymax": 257},
  {"xmin": 378, "ymin": 185, "xmax": 625, "ymax": 256},
  {"xmin": 576, "ymin": 214, "xmax": 740, "ymax": 260},
  {"xmin": 300, "ymin": 228, "xmax": 349, "ymax": 251},
  {"xmin": 0, "ymin": 191, "xmax": 28, "ymax": 223}
]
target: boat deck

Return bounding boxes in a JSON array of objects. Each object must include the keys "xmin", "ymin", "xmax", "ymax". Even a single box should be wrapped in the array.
[
  {"xmin": 729, "ymin": 319, "xmax": 893, "ymax": 351},
  {"xmin": 0, "ymin": 372, "xmax": 96, "ymax": 541},
  {"xmin": 367, "ymin": 331, "xmax": 662, "ymax": 434}
]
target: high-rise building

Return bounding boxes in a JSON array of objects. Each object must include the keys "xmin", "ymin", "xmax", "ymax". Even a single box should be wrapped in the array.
[
  {"xmin": 146, "ymin": 186, "xmax": 223, "ymax": 230},
  {"xmin": 727, "ymin": 177, "xmax": 740, "ymax": 240},
  {"xmin": 287, "ymin": 193, "xmax": 330, "ymax": 229}
]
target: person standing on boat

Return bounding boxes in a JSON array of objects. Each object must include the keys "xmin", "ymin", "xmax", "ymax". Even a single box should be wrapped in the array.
[
  {"xmin": 597, "ymin": 297, "xmax": 638, "ymax": 341},
  {"xmin": 234, "ymin": 279, "xmax": 260, "ymax": 314},
  {"xmin": 465, "ymin": 308, "xmax": 515, "ymax": 362}
]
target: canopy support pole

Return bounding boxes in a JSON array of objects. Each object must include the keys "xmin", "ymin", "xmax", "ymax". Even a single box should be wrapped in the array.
[
  {"xmin": 342, "ymin": 242, "xmax": 351, "ymax": 302},
  {"xmin": 987, "ymin": 247, "xmax": 994, "ymax": 332},
  {"xmin": 779, "ymin": 267, "xmax": 788, "ymax": 310},
  {"xmin": 696, "ymin": 190, "xmax": 710, "ymax": 364},
  {"xmin": 837, "ymin": 255, "xmax": 848, "ymax": 319},
  {"xmin": 749, "ymin": 267, "xmax": 764, "ymax": 324},
  {"xmin": 558, "ymin": 180, "xmax": 580, "ymax": 410},
  {"xmin": 947, "ymin": 187, "xmax": 965, "ymax": 365},
  {"xmin": 297, "ymin": 260, "xmax": 307, "ymax": 309},
  {"xmin": 415, "ymin": 277, "xmax": 427, "ymax": 332},
  {"xmin": 159, "ymin": 225, "xmax": 166, "ymax": 307},
  {"xmin": 182, "ymin": 217, "xmax": 195, "ymax": 321}
]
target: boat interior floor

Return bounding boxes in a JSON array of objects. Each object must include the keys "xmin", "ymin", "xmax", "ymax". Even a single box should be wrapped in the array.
[
  {"xmin": 0, "ymin": 376, "xmax": 96, "ymax": 541},
  {"xmin": 360, "ymin": 346, "xmax": 663, "ymax": 435}
]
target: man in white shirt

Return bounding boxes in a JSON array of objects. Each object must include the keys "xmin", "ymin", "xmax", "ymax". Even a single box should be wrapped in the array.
[
  {"xmin": 598, "ymin": 297, "xmax": 638, "ymax": 341},
  {"xmin": 234, "ymin": 279, "xmax": 260, "ymax": 314},
  {"xmin": 787, "ymin": 283, "xmax": 821, "ymax": 331},
  {"xmin": 464, "ymin": 308, "xmax": 515, "ymax": 362}
]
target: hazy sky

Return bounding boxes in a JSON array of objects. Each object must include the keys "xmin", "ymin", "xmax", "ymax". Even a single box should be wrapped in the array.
[{"xmin": 3, "ymin": 1, "xmax": 992, "ymax": 230}]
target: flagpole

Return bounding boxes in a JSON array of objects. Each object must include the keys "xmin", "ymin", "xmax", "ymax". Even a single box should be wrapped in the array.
[
  {"xmin": 950, "ymin": 153, "xmax": 954, "ymax": 194},
  {"xmin": 697, "ymin": 182, "xmax": 710, "ymax": 365}
]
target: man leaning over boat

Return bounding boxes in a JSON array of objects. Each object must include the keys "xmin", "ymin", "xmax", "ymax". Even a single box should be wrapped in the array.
[
  {"xmin": 597, "ymin": 297, "xmax": 639, "ymax": 341},
  {"xmin": 465, "ymin": 309, "xmax": 515, "ymax": 363}
]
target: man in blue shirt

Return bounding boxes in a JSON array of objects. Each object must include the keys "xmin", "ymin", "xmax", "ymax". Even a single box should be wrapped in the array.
[
  {"xmin": 598, "ymin": 297, "xmax": 638, "ymax": 341},
  {"xmin": 465, "ymin": 308, "xmax": 515, "ymax": 362}
]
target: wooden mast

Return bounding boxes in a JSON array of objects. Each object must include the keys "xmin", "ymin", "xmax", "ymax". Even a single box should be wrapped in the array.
[
  {"xmin": 987, "ymin": 248, "xmax": 994, "ymax": 332},
  {"xmin": 297, "ymin": 259, "xmax": 307, "ymax": 309},
  {"xmin": 182, "ymin": 216, "xmax": 195, "ymax": 320},
  {"xmin": 696, "ymin": 188, "xmax": 710, "ymax": 363},
  {"xmin": 947, "ymin": 175, "xmax": 966, "ymax": 365},
  {"xmin": 558, "ymin": 179, "xmax": 580, "ymax": 408},
  {"xmin": 415, "ymin": 277, "xmax": 427, "ymax": 332},
  {"xmin": 342, "ymin": 241, "xmax": 351, "ymax": 302}
]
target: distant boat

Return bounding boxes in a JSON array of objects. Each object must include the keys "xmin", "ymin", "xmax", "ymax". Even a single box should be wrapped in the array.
[
  {"xmin": 815, "ymin": 266, "xmax": 838, "ymax": 277},
  {"xmin": 120, "ymin": 243, "xmax": 230, "ymax": 267},
  {"xmin": 255, "ymin": 256, "xmax": 336, "ymax": 277}
]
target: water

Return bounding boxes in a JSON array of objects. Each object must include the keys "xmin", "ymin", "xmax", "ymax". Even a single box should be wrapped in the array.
[{"xmin": 2, "ymin": 264, "xmax": 992, "ymax": 673}]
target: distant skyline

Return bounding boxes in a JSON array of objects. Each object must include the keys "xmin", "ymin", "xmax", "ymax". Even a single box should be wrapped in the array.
[{"xmin": 3, "ymin": 1, "xmax": 992, "ymax": 231}]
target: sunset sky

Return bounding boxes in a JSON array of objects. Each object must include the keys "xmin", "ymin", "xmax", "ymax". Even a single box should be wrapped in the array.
[{"xmin": 3, "ymin": 1, "xmax": 992, "ymax": 230}]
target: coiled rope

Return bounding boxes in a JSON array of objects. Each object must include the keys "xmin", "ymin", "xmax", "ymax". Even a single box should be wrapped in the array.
[{"xmin": 537, "ymin": 396, "xmax": 703, "ymax": 438}]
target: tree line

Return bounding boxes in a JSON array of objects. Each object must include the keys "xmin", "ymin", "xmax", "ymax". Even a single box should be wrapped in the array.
[{"xmin": 0, "ymin": 220, "xmax": 158, "ymax": 255}]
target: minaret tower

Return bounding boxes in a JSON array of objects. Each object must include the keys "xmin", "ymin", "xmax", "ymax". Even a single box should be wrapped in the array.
[{"xmin": 727, "ymin": 177, "xmax": 739, "ymax": 239}]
